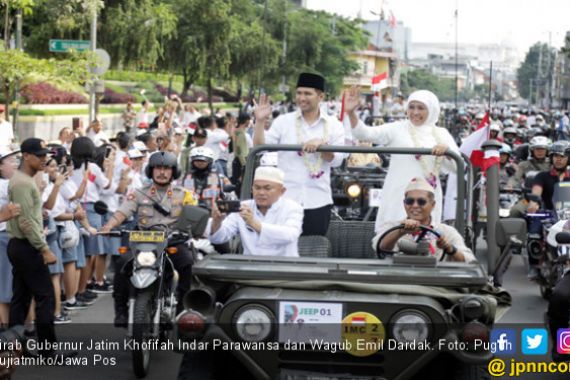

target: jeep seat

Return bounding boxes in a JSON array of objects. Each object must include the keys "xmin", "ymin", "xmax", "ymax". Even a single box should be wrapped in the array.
[
  {"xmin": 298, "ymin": 235, "xmax": 331, "ymax": 258},
  {"xmin": 326, "ymin": 220, "xmax": 377, "ymax": 258}
]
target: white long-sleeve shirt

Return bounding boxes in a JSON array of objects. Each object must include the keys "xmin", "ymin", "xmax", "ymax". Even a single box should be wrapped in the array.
[
  {"xmin": 264, "ymin": 111, "xmax": 345, "ymax": 209},
  {"xmin": 208, "ymin": 198, "xmax": 303, "ymax": 257}
]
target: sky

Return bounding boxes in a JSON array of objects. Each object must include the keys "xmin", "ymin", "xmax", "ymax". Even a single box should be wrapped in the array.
[{"xmin": 306, "ymin": 0, "xmax": 570, "ymax": 54}]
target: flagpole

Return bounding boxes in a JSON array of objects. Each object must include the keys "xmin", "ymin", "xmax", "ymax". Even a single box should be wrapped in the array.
[{"xmin": 488, "ymin": 60, "xmax": 493, "ymax": 112}]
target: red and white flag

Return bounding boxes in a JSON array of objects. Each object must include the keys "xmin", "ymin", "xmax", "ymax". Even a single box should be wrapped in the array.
[
  {"xmin": 388, "ymin": 11, "xmax": 397, "ymax": 28},
  {"xmin": 339, "ymin": 92, "xmax": 346, "ymax": 122},
  {"xmin": 459, "ymin": 111, "xmax": 499, "ymax": 171},
  {"xmin": 371, "ymin": 72, "xmax": 388, "ymax": 91}
]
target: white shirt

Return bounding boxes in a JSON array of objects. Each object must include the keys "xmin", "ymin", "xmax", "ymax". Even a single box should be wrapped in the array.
[
  {"xmin": 265, "ymin": 111, "xmax": 345, "ymax": 209},
  {"xmin": 204, "ymin": 128, "xmax": 230, "ymax": 161},
  {"xmin": 0, "ymin": 179, "xmax": 9, "ymax": 231},
  {"xmin": 352, "ymin": 120, "xmax": 458, "ymax": 232},
  {"xmin": 71, "ymin": 163, "xmax": 110, "ymax": 203},
  {"xmin": 373, "ymin": 221, "xmax": 477, "ymax": 263},
  {"xmin": 87, "ymin": 129, "xmax": 107, "ymax": 147},
  {"xmin": 0, "ymin": 120, "xmax": 14, "ymax": 150},
  {"xmin": 208, "ymin": 198, "xmax": 303, "ymax": 257}
]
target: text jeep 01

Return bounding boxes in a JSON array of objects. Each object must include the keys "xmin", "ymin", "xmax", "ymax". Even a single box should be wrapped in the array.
[{"xmin": 176, "ymin": 144, "xmax": 522, "ymax": 380}]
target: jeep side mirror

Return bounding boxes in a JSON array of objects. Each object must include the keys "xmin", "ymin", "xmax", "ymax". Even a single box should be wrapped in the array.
[{"xmin": 495, "ymin": 218, "xmax": 527, "ymax": 247}]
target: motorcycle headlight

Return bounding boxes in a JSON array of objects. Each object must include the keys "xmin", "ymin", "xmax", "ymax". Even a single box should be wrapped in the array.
[
  {"xmin": 346, "ymin": 183, "xmax": 362, "ymax": 198},
  {"xmin": 391, "ymin": 310, "xmax": 431, "ymax": 343},
  {"xmin": 136, "ymin": 251, "xmax": 157, "ymax": 266},
  {"xmin": 234, "ymin": 305, "xmax": 273, "ymax": 342}
]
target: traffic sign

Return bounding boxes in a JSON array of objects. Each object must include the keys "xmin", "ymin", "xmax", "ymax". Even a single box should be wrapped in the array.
[
  {"xmin": 49, "ymin": 39, "xmax": 90, "ymax": 53},
  {"xmin": 93, "ymin": 49, "xmax": 111, "ymax": 76}
]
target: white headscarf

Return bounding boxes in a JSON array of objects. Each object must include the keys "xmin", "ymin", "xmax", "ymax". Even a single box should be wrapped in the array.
[{"xmin": 406, "ymin": 90, "xmax": 441, "ymax": 127}]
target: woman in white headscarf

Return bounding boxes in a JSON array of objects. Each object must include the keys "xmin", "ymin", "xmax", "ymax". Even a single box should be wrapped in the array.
[{"xmin": 346, "ymin": 88, "xmax": 459, "ymax": 232}]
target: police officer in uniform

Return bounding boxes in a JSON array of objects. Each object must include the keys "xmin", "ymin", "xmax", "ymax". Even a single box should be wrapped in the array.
[{"xmin": 100, "ymin": 151, "xmax": 197, "ymax": 326}]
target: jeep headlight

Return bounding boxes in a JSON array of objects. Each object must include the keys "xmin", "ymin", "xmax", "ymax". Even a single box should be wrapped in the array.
[
  {"xmin": 346, "ymin": 183, "xmax": 362, "ymax": 199},
  {"xmin": 391, "ymin": 310, "xmax": 431, "ymax": 343},
  {"xmin": 136, "ymin": 251, "xmax": 157, "ymax": 266},
  {"xmin": 234, "ymin": 305, "xmax": 273, "ymax": 342}
]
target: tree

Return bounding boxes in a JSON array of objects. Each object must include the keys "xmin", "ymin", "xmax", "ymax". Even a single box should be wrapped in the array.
[
  {"xmin": 517, "ymin": 42, "xmax": 555, "ymax": 102},
  {"xmin": 400, "ymin": 69, "xmax": 455, "ymax": 101},
  {"xmin": 100, "ymin": 0, "xmax": 177, "ymax": 69},
  {"xmin": 163, "ymin": 0, "xmax": 232, "ymax": 112},
  {"xmin": 0, "ymin": 49, "xmax": 92, "ymax": 121},
  {"xmin": 1, "ymin": 0, "xmax": 35, "ymax": 49}
]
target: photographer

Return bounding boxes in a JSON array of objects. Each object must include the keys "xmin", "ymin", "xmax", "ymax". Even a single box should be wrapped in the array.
[{"xmin": 208, "ymin": 167, "xmax": 303, "ymax": 257}]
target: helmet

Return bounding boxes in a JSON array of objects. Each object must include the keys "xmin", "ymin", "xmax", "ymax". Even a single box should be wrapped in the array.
[
  {"xmin": 503, "ymin": 119, "xmax": 514, "ymax": 127},
  {"xmin": 549, "ymin": 141, "xmax": 570, "ymax": 157},
  {"xmin": 499, "ymin": 143, "xmax": 512, "ymax": 155},
  {"xmin": 529, "ymin": 136, "xmax": 551, "ymax": 151},
  {"xmin": 189, "ymin": 147, "xmax": 214, "ymax": 176},
  {"xmin": 145, "ymin": 151, "xmax": 181, "ymax": 180},
  {"xmin": 518, "ymin": 115, "xmax": 528, "ymax": 124},
  {"xmin": 190, "ymin": 147, "xmax": 215, "ymax": 163},
  {"xmin": 475, "ymin": 112, "xmax": 485, "ymax": 120},
  {"xmin": 503, "ymin": 127, "xmax": 517, "ymax": 136},
  {"xmin": 490, "ymin": 124, "xmax": 501, "ymax": 133}
]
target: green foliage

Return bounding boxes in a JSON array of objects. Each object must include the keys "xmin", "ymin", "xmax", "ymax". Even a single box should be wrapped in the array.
[
  {"xmin": 400, "ymin": 69, "xmax": 456, "ymax": 101},
  {"xmin": 100, "ymin": 0, "xmax": 177, "ymax": 68},
  {"xmin": 517, "ymin": 42, "xmax": 555, "ymax": 101}
]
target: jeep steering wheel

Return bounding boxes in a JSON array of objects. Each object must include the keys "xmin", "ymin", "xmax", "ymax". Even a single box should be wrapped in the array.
[{"xmin": 375, "ymin": 224, "xmax": 441, "ymax": 259}]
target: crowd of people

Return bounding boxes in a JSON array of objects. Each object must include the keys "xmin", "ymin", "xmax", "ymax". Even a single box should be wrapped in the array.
[{"xmin": 0, "ymin": 71, "xmax": 568, "ymax": 363}]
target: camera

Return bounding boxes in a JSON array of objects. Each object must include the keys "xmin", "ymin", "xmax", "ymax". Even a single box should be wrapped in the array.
[{"xmin": 216, "ymin": 200, "xmax": 241, "ymax": 213}]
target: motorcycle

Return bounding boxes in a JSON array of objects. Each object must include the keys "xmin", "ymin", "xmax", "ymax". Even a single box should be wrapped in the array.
[
  {"xmin": 541, "ymin": 183, "xmax": 570, "ymax": 299},
  {"xmin": 103, "ymin": 226, "xmax": 190, "ymax": 378}
]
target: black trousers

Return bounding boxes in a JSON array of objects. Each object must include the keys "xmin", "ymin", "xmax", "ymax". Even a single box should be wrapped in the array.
[
  {"xmin": 547, "ymin": 272, "xmax": 570, "ymax": 342},
  {"xmin": 7, "ymin": 238, "xmax": 57, "ymax": 350},
  {"xmin": 113, "ymin": 243, "xmax": 193, "ymax": 315},
  {"xmin": 302, "ymin": 204, "xmax": 332, "ymax": 236}
]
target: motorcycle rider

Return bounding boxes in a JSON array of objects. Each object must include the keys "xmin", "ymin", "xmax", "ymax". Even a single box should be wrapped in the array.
[
  {"xmin": 499, "ymin": 144, "xmax": 517, "ymax": 186},
  {"xmin": 546, "ymin": 231, "xmax": 570, "ymax": 362},
  {"xmin": 182, "ymin": 146, "xmax": 231, "ymax": 209},
  {"xmin": 503, "ymin": 127, "xmax": 521, "ymax": 149},
  {"xmin": 100, "ymin": 151, "xmax": 198, "ymax": 326},
  {"xmin": 526, "ymin": 141, "xmax": 570, "ymax": 280},
  {"xmin": 508, "ymin": 136, "xmax": 551, "ymax": 188}
]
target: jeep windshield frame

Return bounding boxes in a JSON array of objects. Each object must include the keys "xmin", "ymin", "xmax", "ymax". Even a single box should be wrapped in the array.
[{"xmin": 241, "ymin": 145, "xmax": 472, "ymax": 240}]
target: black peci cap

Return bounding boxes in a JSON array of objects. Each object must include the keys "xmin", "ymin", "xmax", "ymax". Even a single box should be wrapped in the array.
[{"xmin": 296, "ymin": 72, "xmax": 325, "ymax": 91}]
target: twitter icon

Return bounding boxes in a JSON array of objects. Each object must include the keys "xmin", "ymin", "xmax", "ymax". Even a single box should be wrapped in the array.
[{"xmin": 522, "ymin": 329, "xmax": 548, "ymax": 355}]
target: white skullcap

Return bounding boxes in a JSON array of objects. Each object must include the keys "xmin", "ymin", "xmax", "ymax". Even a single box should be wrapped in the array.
[
  {"xmin": 127, "ymin": 148, "xmax": 144, "ymax": 159},
  {"xmin": 405, "ymin": 177, "xmax": 435, "ymax": 195},
  {"xmin": 133, "ymin": 141, "xmax": 149, "ymax": 152},
  {"xmin": 254, "ymin": 166, "xmax": 284, "ymax": 185}
]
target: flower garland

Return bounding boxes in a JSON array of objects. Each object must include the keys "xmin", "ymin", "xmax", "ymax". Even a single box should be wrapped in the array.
[
  {"xmin": 295, "ymin": 112, "xmax": 329, "ymax": 179},
  {"xmin": 408, "ymin": 122, "xmax": 443, "ymax": 189}
]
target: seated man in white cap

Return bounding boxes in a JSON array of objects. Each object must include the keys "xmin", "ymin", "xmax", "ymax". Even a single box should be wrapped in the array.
[
  {"xmin": 208, "ymin": 166, "xmax": 304, "ymax": 257},
  {"xmin": 373, "ymin": 177, "xmax": 476, "ymax": 263}
]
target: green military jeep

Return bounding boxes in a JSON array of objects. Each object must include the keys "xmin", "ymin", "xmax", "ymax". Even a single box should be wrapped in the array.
[{"xmin": 176, "ymin": 145, "xmax": 522, "ymax": 380}]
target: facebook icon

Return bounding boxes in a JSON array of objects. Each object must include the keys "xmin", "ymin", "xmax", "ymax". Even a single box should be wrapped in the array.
[{"xmin": 490, "ymin": 329, "xmax": 517, "ymax": 355}]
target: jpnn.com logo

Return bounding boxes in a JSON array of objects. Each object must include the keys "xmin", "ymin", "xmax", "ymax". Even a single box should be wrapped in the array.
[{"xmin": 490, "ymin": 329, "xmax": 516, "ymax": 355}]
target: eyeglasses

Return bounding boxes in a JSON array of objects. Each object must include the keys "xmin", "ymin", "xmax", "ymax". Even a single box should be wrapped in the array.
[{"xmin": 404, "ymin": 197, "xmax": 429, "ymax": 207}]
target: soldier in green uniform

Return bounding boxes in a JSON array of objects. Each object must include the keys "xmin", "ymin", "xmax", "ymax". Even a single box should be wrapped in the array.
[{"xmin": 100, "ymin": 151, "xmax": 197, "ymax": 326}]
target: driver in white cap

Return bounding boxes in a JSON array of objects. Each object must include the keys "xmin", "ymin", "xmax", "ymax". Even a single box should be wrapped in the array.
[
  {"xmin": 373, "ymin": 177, "xmax": 475, "ymax": 262},
  {"xmin": 209, "ymin": 166, "xmax": 303, "ymax": 257}
]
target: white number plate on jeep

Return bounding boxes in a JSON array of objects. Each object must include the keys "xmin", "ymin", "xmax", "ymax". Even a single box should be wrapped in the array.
[{"xmin": 278, "ymin": 302, "xmax": 342, "ymax": 343}]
